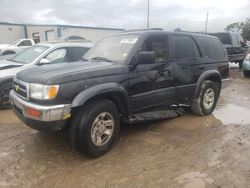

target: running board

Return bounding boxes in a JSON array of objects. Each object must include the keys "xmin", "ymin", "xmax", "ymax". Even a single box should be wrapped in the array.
[{"xmin": 126, "ymin": 107, "xmax": 185, "ymax": 124}]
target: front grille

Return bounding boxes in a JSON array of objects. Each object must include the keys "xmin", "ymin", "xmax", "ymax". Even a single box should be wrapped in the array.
[{"xmin": 13, "ymin": 79, "xmax": 28, "ymax": 100}]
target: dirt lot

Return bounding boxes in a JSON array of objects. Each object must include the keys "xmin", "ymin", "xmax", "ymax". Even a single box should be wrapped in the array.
[{"xmin": 0, "ymin": 68, "xmax": 250, "ymax": 188}]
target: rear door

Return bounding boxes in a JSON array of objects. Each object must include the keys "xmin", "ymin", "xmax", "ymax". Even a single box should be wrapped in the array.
[{"xmin": 168, "ymin": 34, "xmax": 202, "ymax": 99}]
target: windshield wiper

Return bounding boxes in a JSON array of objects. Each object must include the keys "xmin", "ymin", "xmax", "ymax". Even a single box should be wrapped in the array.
[
  {"xmin": 91, "ymin": 56, "xmax": 112, "ymax": 62},
  {"xmin": 7, "ymin": 59, "xmax": 20, "ymax": 63}
]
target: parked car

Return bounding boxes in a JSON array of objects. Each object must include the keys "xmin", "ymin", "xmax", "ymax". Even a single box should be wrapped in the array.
[
  {"xmin": 0, "ymin": 39, "xmax": 35, "ymax": 55},
  {"xmin": 10, "ymin": 30, "xmax": 229, "ymax": 157},
  {"xmin": 0, "ymin": 41, "xmax": 93, "ymax": 109},
  {"xmin": 209, "ymin": 32, "xmax": 247, "ymax": 68},
  {"xmin": 242, "ymin": 49, "xmax": 250, "ymax": 77},
  {"xmin": 247, "ymin": 41, "xmax": 250, "ymax": 47},
  {"xmin": 0, "ymin": 48, "xmax": 26, "ymax": 60}
]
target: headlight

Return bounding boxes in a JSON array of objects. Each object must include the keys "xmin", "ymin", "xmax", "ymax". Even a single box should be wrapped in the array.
[{"xmin": 29, "ymin": 84, "xmax": 59, "ymax": 100}]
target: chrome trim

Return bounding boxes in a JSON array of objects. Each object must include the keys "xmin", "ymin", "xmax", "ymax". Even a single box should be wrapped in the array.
[
  {"xmin": 10, "ymin": 90, "xmax": 71, "ymax": 122},
  {"xmin": 13, "ymin": 78, "xmax": 30, "ymax": 100}
]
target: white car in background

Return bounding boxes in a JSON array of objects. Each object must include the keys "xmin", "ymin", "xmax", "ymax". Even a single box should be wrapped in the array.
[
  {"xmin": 0, "ymin": 41, "xmax": 93, "ymax": 109},
  {"xmin": 0, "ymin": 39, "xmax": 35, "ymax": 55}
]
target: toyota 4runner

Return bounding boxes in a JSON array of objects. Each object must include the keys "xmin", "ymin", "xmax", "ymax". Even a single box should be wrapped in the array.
[{"xmin": 10, "ymin": 30, "xmax": 229, "ymax": 157}]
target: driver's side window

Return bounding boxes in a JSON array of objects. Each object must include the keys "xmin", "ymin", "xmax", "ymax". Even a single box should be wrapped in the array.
[
  {"xmin": 44, "ymin": 48, "xmax": 67, "ymax": 64},
  {"xmin": 142, "ymin": 35, "xmax": 168, "ymax": 63}
]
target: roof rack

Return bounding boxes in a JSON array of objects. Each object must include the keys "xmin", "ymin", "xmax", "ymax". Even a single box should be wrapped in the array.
[{"xmin": 123, "ymin": 28, "xmax": 164, "ymax": 33}]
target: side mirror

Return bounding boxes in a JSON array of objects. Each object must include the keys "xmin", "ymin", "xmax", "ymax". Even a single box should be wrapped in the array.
[
  {"xmin": 137, "ymin": 51, "xmax": 155, "ymax": 65},
  {"xmin": 39, "ymin": 58, "xmax": 50, "ymax": 65}
]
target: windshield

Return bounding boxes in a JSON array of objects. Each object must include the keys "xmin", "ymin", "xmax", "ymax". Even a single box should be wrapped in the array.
[
  {"xmin": 10, "ymin": 45, "xmax": 49, "ymax": 64},
  {"xmin": 84, "ymin": 34, "xmax": 139, "ymax": 62}
]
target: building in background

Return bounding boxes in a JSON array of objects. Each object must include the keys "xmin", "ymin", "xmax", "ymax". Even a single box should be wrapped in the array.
[{"xmin": 0, "ymin": 22, "xmax": 124, "ymax": 43}]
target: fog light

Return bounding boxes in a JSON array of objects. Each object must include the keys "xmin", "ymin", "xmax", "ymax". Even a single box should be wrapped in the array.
[{"xmin": 26, "ymin": 107, "xmax": 41, "ymax": 117}]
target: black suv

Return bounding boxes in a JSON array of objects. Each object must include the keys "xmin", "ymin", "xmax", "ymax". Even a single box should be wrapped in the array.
[
  {"xmin": 10, "ymin": 30, "xmax": 229, "ymax": 157},
  {"xmin": 209, "ymin": 32, "xmax": 247, "ymax": 68}
]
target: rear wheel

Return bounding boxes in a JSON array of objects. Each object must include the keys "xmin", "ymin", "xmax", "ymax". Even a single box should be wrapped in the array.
[
  {"xmin": 191, "ymin": 80, "xmax": 219, "ymax": 116},
  {"xmin": 0, "ymin": 82, "xmax": 12, "ymax": 109},
  {"xmin": 70, "ymin": 99, "xmax": 120, "ymax": 158},
  {"xmin": 243, "ymin": 70, "xmax": 250, "ymax": 77}
]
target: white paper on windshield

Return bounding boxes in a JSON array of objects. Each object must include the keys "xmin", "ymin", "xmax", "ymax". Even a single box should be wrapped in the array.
[
  {"xmin": 120, "ymin": 38, "xmax": 138, "ymax": 44},
  {"xmin": 34, "ymin": 48, "xmax": 44, "ymax": 53}
]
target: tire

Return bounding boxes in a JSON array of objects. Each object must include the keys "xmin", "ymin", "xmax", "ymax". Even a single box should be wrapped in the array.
[
  {"xmin": 243, "ymin": 70, "xmax": 250, "ymax": 77},
  {"xmin": 191, "ymin": 80, "xmax": 219, "ymax": 116},
  {"xmin": 239, "ymin": 61, "xmax": 243, "ymax": 69},
  {"xmin": 70, "ymin": 99, "xmax": 120, "ymax": 158},
  {"xmin": 0, "ymin": 82, "xmax": 12, "ymax": 109}
]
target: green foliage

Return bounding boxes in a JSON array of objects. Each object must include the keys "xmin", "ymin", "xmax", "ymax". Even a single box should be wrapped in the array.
[
  {"xmin": 224, "ymin": 22, "xmax": 244, "ymax": 33},
  {"xmin": 225, "ymin": 18, "xmax": 250, "ymax": 40},
  {"xmin": 242, "ymin": 18, "xmax": 250, "ymax": 41}
]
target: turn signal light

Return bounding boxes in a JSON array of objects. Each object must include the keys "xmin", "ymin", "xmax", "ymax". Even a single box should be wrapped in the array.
[
  {"xmin": 26, "ymin": 107, "xmax": 41, "ymax": 117},
  {"xmin": 47, "ymin": 86, "xmax": 59, "ymax": 99}
]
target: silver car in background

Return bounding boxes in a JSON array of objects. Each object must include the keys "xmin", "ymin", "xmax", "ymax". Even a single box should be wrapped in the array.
[
  {"xmin": 0, "ymin": 41, "xmax": 93, "ymax": 109},
  {"xmin": 243, "ymin": 49, "xmax": 250, "ymax": 77}
]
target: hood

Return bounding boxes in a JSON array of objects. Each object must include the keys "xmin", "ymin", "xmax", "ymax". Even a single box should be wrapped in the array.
[
  {"xmin": 16, "ymin": 61, "xmax": 129, "ymax": 84},
  {"xmin": 0, "ymin": 44, "xmax": 10, "ymax": 49},
  {"xmin": 0, "ymin": 61, "xmax": 32, "ymax": 79},
  {"xmin": 0, "ymin": 59, "xmax": 23, "ymax": 70}
]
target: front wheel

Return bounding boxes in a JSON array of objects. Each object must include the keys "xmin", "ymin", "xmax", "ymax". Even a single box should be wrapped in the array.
[
  {"xmin": 0, "ymin": 82, "xmax": 12, "ymax": 109},
  {"xmin": 70, "ymin": 99, "xmax": 120, "ymax": 158},
  {"xmin": 191, "ymin": 80, "xmax": 219, "ymax": 116},
  {"xmin": 243, "ymin": 70, "xmax": 250, "ymax": 77}
]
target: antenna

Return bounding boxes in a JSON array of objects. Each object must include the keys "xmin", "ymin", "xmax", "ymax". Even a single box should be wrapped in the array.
[
  {"xmin": 147, "ymin": 0, "xmax": 150, "ymax": 28},
  {"xmin": 205, "ymin": 12, "xmax": 209, "ymax": 33}
]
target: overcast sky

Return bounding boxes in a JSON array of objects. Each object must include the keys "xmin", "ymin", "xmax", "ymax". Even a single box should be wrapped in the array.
[{"xmin": 0, "ymin": 0, "xmax": 249, "ymax": 32}]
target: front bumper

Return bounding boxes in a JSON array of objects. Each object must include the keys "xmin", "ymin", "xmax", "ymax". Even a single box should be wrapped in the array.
[{"xmin": 10, "ymin": 90, "xmax": 72, "ymax": 131}]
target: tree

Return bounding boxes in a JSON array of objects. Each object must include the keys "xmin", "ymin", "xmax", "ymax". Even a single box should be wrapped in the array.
[
  {"xmin": 224, "ymin": 22, "xmax": 244, "ymax": 33},
  {"xmin": 242, "ymin": 18, "xmax": 250, "ymax": 41},
  {"xmin": 225, "ymin": 18, "xmax": 250, "ymax": 41}
]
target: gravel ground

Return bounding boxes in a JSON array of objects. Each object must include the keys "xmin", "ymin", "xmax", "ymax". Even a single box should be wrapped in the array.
[{"xmin": 0, "ymin": 67, "xmax": 250, "ymax": 188}]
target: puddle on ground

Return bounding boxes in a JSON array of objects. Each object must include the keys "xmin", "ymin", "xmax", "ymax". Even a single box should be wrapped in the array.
[
  {"xmin": 213, "ymin": 104, "xmax": 250, "ymax": 125},
  {"xmin": 0, "ymin": 110, "xmax": 19, "ymax": 124},
  {"xmin": 159, "ymin": 114, "xmax": 221, "ymax": 130}
]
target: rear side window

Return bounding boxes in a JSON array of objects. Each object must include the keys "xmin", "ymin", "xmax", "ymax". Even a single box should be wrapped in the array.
[
  {"xmin": 69, "ymin": 47, "xmax": 90, "ymax": 61},
  {"xmin": 18, "ymin": 40, "xmax": 32, "ymax": 47},
  {"xmin": 172, "ymin": 35, "xmax": 199, "ymax": 59},
  {"xmin": 198, "ymin": 37, "xmax": 226, "ymax": 59}
]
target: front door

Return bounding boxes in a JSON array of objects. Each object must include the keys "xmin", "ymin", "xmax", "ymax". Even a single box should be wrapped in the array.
[{"xmin": 129, "ymin": 34, "xmax": 176, "ymax": 112}]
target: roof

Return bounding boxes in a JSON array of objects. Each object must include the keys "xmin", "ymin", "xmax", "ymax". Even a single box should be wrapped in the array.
[
  {"xmin": 0, "ymin": 22, "xmax": 124, "ymax": 31},
  {"xmin": 36, "ymin": 41, "xmax": 94, "ymax": 48},
  {"xmin": 120, "ymin": 29, "xmax": 216, "ymax": 38}
]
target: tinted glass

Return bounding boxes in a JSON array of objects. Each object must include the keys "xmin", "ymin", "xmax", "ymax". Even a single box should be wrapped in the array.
[
  {"xmin": 68, "ymin": 47, "xmax": 90, "ymax": 61},
  {"xmin": 143, "ymin": 35, "xmax": 168, "ymax": 63},
  {"xmin": 209, "ymin": 33, "xmax": 231, "ymax": 44},
  {"xmin": 11, "ymin": 45, "xmax": 48, "ymax": 64},
  {"xmin": 18, "ymin": 40, "xmax": 32, "ymax": 46},
  {"xmin": 198, "ymin": 36, "xmax": 226, "ymax": 59},
  {"xmin": 173, "ymin": 36, "xmax": 197, "ymax": 59}
]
